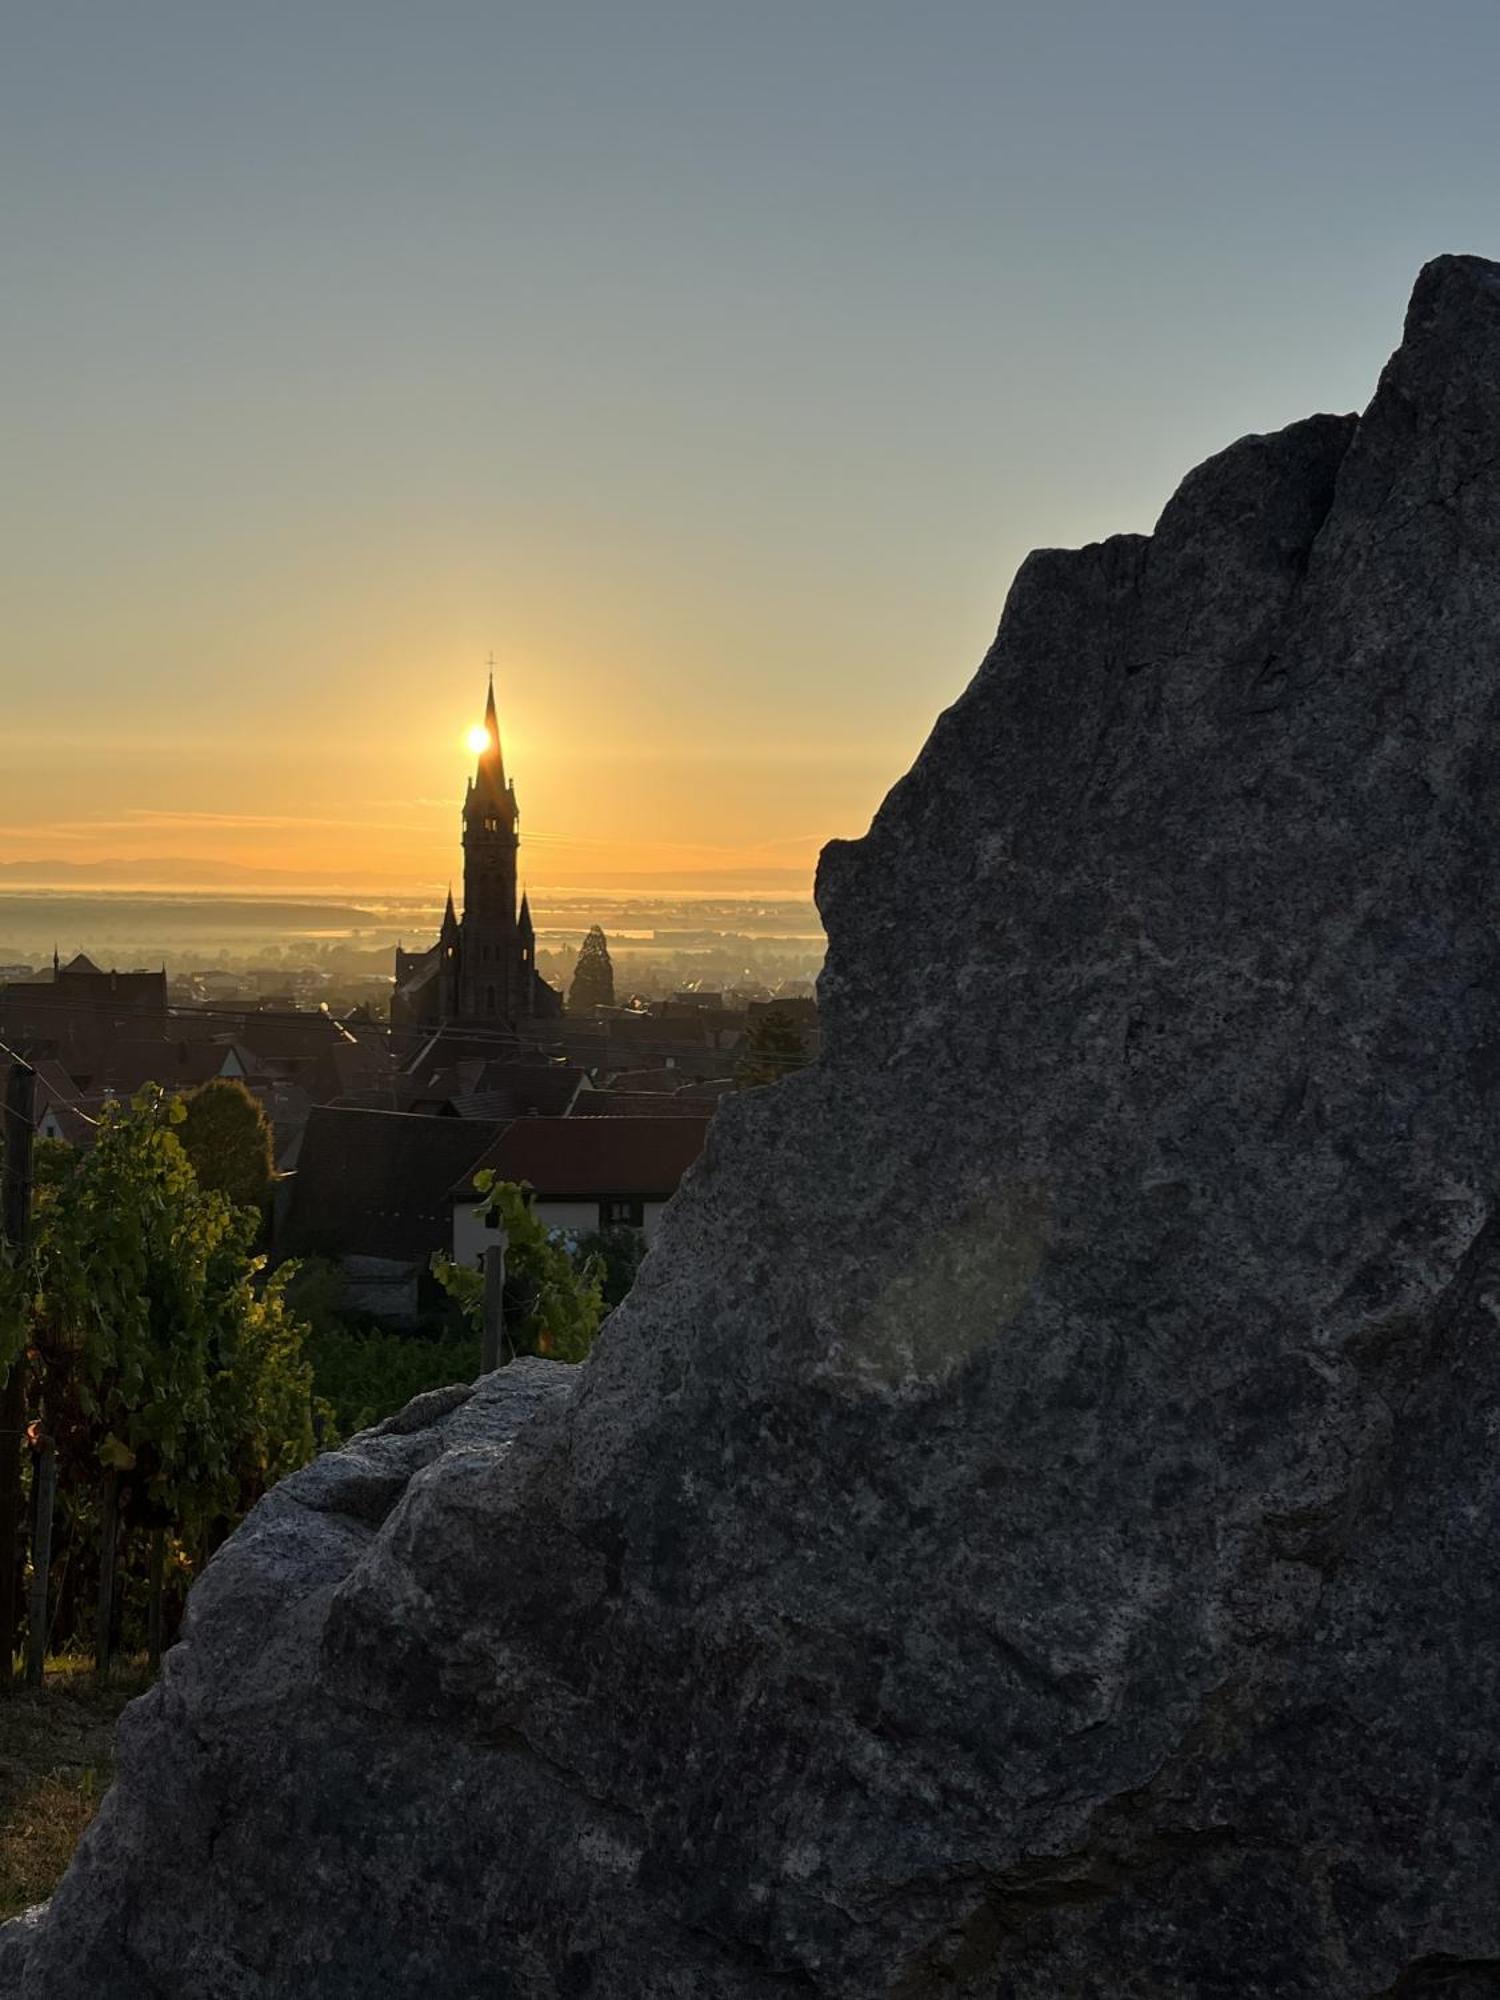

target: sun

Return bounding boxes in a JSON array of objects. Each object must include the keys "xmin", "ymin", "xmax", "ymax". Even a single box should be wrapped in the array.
[{"xmin": 466, "ymin": 724, "xmax": 491, "ymax": 755}]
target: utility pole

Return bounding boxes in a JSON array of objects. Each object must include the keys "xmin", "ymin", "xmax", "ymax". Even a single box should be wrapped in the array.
[{"xmin": 0, "ymin": 1054, "xmax": 36, "ymax": 1688}]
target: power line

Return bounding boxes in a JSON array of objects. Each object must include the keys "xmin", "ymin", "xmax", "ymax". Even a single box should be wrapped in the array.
[
  {"xmin": 0, "ymin": 995, "xmax": 817, "ymax": 1075},
  {"xmin": 0, "ymin": 991, "xmax": 815, "ymax": 1042}
]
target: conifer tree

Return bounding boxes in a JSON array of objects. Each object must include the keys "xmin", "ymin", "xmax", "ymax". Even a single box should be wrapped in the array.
[{"xmin": 568, "ymin": 925, "xmax": 615, "ymax": 1013}]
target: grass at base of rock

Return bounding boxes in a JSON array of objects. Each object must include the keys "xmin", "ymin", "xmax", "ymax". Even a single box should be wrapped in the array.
[{"xmin": 0, "ymin": 1659, "xmax": 152, "ymax": 1921}]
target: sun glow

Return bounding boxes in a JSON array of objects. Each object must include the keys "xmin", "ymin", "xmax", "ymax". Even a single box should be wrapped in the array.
[{"xmin": 466, "ymin": 724, "xmax": 491, "ymax": 754}]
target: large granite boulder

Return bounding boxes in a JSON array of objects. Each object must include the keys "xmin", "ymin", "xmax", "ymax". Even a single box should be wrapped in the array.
[{"xmin": 12, "ymin": 254, "xmax": 1500, "ymax": 1996}]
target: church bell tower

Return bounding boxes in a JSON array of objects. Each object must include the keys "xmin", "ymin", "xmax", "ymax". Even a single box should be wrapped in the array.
[
  {"xmin": 460, "ymin": 671, "xmax": 521, "ymax": 1022},
  {"xmin": 390, "ymin": 665, "xmax": 561, "ymax": 1033}
]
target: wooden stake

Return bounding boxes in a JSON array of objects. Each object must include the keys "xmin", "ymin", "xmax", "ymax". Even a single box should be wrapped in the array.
[
  {"xmin": 481, "ymin": 1232, "xmax": 508, "ymax": 1374},
  {"xmin": 94, "ymin": 1469, "xmax": 119, "ymax": 1684},
  {"xmin": 23, "ymin": 1442, "xmax": 54, "ymax": 1689},
  {"xmin": 0, "ymin": 1058, "xmax": 36, "ymax": 1689}
]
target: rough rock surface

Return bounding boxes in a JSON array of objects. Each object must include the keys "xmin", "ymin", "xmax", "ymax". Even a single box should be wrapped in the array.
[{"xmin": 11, "ymin": 255, "xmax": 1500, "ymax": 1997}]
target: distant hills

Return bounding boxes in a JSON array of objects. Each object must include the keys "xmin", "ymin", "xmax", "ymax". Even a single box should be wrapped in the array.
[{"xmin": 0, "ymin": 858, "xmax": 393, "ymax": 890}]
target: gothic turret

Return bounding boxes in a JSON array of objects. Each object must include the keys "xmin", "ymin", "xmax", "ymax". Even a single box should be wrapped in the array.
[{"xmin": 438, "ymin": 886, "xmax": 461, "ymax": 1016}]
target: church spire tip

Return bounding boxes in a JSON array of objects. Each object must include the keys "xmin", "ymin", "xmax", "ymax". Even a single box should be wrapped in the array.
[{"xmin": 471, "ymin": 656, "xmax": 510, "ymax": 809}]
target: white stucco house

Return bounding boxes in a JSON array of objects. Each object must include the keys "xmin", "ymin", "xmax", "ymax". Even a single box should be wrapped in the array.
[{"xmin": 451, "ymin": 1115, "xmax": 710, "ymax": 1266}]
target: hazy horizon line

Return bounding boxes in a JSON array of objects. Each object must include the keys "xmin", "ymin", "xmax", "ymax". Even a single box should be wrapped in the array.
[{"xmin": 0, "ymin": 857, "xmax": 819, "ymax": 898}]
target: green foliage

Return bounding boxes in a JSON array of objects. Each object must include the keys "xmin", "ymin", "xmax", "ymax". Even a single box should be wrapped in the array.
[
  {"xmin": 282, "ymin": 1257, "xmax": 479, "ymax": 1442},
  {"xmin": 211, "ymin": 1262, "xmax": 317, "ymax": 1505},
  {"xmin": 279, "ymin": 1256, "xmax": 349, "ymax": 1342},
  {"xmin": 29, "ymin": 1089, "xmax": 313, "ymax": 1534},
  {"xmin": 430, "ymin": 1256, "xmax": 483, "ymax": 1323},
  {"xmin": 31, "ymin": 1138, "xmax": 78, "ymax": 1195},
  {"xmin": 735, "ymin": 1006, "xmax": 810, "ymax": 1089},
  {"xmin": 305, "ymin": 1325, "xmax": 479, "ymax": 1443},
  {"xmin": 176, "ymin": 1078, "xmax": 273, "ymax": 1217},
  {"xmin": 0, "ymin": 1130, "xmax": 66, "ymax": 1380},
  {"xmin": 571, "ymin": 1225, "xmax": 644, "ymax": 1309},
  {"xmin": 433, "ymin": 1175, "xmax": 606, "ymax": 1363},
  {"xmin": 568, "ymin": 924, "xmax": 615, "ymax": 1013}
]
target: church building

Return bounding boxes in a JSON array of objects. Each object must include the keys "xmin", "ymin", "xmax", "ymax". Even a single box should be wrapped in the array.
[{"xmin": 391, "ymin": 673, "xmax": 562, "ymax": 1032}]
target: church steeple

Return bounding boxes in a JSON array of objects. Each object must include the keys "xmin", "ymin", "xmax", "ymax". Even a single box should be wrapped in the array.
[
  {"xmin": 459, "ymin": 663, "xmax": 522, "ymax": 1025},
  {"xmin": 392, "ymin": 661, "xmax": 561, "ymax": 1033},
  {"xmin": 468, "ymin": 663, "xmax": 516, "ymax": 827},
  {"xmin": 481, "ymin": 670, "xmax": 504, "ymax": 783}
]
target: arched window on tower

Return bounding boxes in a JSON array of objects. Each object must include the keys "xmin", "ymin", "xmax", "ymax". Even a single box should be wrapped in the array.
[{"xmin": 486, "ymin": 985, "xmax": 497, "ymax": 1014}]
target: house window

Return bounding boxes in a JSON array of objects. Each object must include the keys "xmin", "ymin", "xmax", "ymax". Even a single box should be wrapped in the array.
[{"xmin": 600, "ymin": 1198, "xmax": 644, "ymax": 1229}]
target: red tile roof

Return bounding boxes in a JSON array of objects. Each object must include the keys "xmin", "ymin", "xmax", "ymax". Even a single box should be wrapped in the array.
[
  {"xmin": 569, "ymin": 1092, "xmax": 713, "ymax": 1119},
  {"xmin": 455, "ymin": 1116, "xmax": 707, "ymax": 1201}
]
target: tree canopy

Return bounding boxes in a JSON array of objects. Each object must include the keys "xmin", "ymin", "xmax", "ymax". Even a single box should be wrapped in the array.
[
  {"xmin": 735, "ymin": 1007, "xmax": 810, "ymax": 1089},
  {"xmin": 177, "ymin": 1077, "xmax": 274, "ymax": 1217},
  {"xmin": 568, "ymin": 925, "xmax": 615, "ymax": 1013}
]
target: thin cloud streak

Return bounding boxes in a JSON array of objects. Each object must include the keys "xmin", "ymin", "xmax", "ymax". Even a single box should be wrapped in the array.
[
  {"xmin": 3, "ymin": 810, "xmax": 441, "ymax": 838},
  {"xmin": 521, "ymin": 827, "xmax": 821, "ymax": 855}
]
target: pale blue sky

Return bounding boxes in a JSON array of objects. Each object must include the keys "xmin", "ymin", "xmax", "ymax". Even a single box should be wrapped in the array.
[{"xmin": 3, "ymin": 1, "xmax": 1497, "ymax": 886}]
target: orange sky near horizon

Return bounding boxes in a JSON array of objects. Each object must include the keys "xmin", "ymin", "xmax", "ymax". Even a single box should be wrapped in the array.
[
  {"xmin": 1, "ymin": 633, "xmax": 959, "ymax": 893},
  {"xmin": 7, "ymin": 7, "xmax": 1482, "ymax": 902}
]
